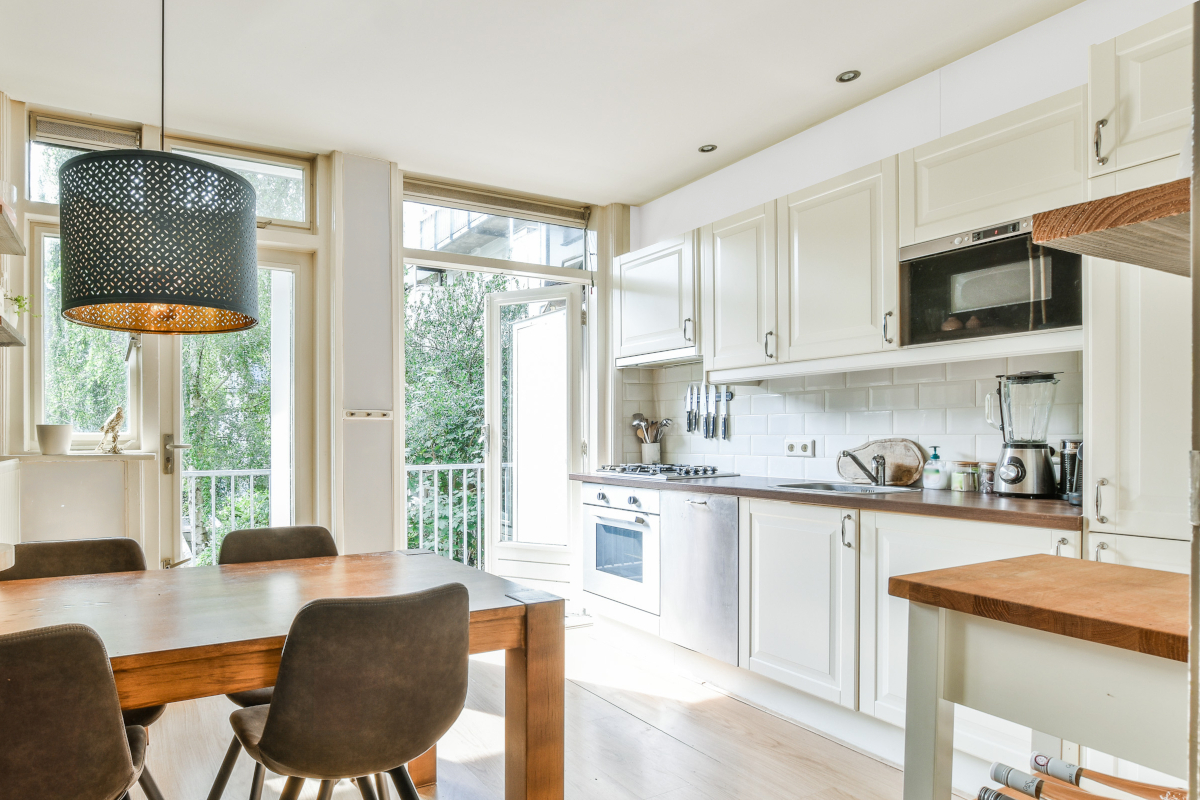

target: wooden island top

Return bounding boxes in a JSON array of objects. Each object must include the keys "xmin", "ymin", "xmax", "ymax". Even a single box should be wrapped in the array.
[{"xmin": 889, "ymin": 554, "xmax": 1188, "ymax": 661}]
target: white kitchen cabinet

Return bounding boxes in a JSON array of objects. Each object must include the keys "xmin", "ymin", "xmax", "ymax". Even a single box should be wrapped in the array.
[
  {"xmin": 776, "ymin": 158, "xmax": 899, "ymax": 362},
  {"xmin": 1084, "ymin": 258, "xmax": 1192, "ymax": 541},
  {"xmin": 615, "ymin": 232, "xmax": 698, "ymax": 360},
  {"xmin": 1088, "ymin": 531, "xmax": 1190, "ymax": 573},
  {"xmin": 1090, "ymin": 6, "xmax": 1192, "ymax": 178},
  {"xmin": 858, "ymin": 511, "xmax": 1081, "ymax": 766},
  {"xmin": 738, "ymin": 499, "xmax": 857, "ymax": 708},
  {"xmin": 899, "ymin": 87, "xmax": 1087, "ymax": 246},
  {"xmin": 703, "ymin": 203, "xmax": 777, "ymax": 370}
]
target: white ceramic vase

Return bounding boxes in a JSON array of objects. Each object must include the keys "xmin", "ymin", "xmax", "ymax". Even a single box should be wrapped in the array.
[{"xmin": 36, "ymin": 424, "xmax": 73, "ymax": 455}]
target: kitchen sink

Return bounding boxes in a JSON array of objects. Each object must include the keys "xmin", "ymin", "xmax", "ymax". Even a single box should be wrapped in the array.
[{"xmin": 771, "ymin": 481, "xmax": 921, "ymax": 495}]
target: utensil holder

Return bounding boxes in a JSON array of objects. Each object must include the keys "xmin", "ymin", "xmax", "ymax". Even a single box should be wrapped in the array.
[
  {"xmin": 36, "ymin": 424, "xmax": 73, "ymax": 455},
  {"xmin": 641, "ymin": 443, "xmax": 661, "ymax": 464}
]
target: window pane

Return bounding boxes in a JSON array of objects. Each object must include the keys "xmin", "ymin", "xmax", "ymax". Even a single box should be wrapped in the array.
[
  {"xmin": 29, "ymin": 142, "xmax": 88, "ymax": 204},
  {"xmin": 41, "ymin": 235, "xmax": 130, "ymax": 432},
  {"xmin": 403, "ymin": 201, "xmax": 587, "ymax": 269},
  {"xmin": 175, "ymin": 148, "xmax": 307, "ymax": 223}
]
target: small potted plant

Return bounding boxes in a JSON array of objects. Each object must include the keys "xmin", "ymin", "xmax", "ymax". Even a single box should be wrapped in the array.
[{"xmin": 3, "ymin": 293, "xmax": 34, "ymax": 323}]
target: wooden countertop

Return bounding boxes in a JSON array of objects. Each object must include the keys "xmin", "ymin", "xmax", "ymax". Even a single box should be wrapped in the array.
[
  {"xmin": 889, "ymin": 554, "xmax": 1188, "ymax": 661},
  {"xmin": 570, "ymin": 473, "xmax": 1083, "ymax": 530}
]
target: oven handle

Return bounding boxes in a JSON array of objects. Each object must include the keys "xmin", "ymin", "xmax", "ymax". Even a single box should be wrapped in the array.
[{"xmin": 591, "ymin": 512, "xmax": 653, "ymax": 529}]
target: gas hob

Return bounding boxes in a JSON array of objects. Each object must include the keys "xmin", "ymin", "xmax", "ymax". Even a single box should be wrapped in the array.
[{"xmin": 595, "ymin": 463, "xmax": 739, "ymax": 480}]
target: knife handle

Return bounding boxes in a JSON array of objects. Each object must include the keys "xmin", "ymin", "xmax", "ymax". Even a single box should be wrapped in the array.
[{"xmin": 721, "ymin": 415, "xmax": 727, "ymax": 440}]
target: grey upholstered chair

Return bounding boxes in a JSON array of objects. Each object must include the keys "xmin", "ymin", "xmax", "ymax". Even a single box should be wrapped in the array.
[
  {"xmin": 225, "ymin": 585, "xmax": 469, "ymax": 800},
  {"xmin": 208, "ymin": 525, "xmax": 340, "ymax": 800},
  {"xmin": 0, "ymin": 623, "xmax": 166, "ymax": 800},
  {"xmin": 0, "ymin": 538, "xmax": 168, "ymax": 730}
]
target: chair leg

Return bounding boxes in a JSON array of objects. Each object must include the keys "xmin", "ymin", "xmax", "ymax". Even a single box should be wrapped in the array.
[
  {"xmin": 207, "ymin": 736, "xmax": 243, "ymax": 800},
  {"xmin": 278, "ymin": 776, "xmax": 305, "ymax": 800},
  {"xmin": 355, "ymin": 776, "xmax": 380, "ymax": 800},
  {"xmin": 316, "ymin": 780, "xmax": 336, "ymax": 800},
  {"xmin": 138, "ymin": 767, "xmax": 167, "ymax": 800},
  {"xmin": 248, "ymin": 762, "xmax": 266, "ymax": 800},
  {"xmin": 387, "ymin": 765, "xmax": 422, "ymax": 800},
  {"xmin": 375, "ymin": 773, "xmax": 390, "ymax": 800}
]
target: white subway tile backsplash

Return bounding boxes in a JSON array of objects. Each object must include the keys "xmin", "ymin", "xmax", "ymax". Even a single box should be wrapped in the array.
[
  {"xmin": 1007, "ymin": 352, "xmax": 1080, "ymax": 375},
  {"xmin": 847, "ymin": 411, "xmax": 893, "ymax": 434},
  {"xmin": 1055, "ymin": 372, "xmax": 1083, "ymax": 404},
  {"xmin": 767, "ymin": 456, "xmax": 807, "ymax": 479},
  {"xmin": 767, "ymin": 414, "xmax": 806, "ymax": 434},
  {"xmin": 751, "ymin": 435, "xmax": 786, "ymax": 456},
  {"xmin": 751, "ymin": 394, "xmax": 786, "ymax": 415},
  {"xmin": 1048, "ymin": 404, "xmax": 1081, "ymax": 435},
  {"xmin": 946, "ymin": 358, "xmax": 1007, "ymax": 381},
  {"xmin": 706, "ymin": 454, "xmax": 736, "ymax": 472},
  {"xmin": 805, "ymin": 412, "xmax": 847, "ymax": 434},
  {"xmin": 735, "ymin": 455, "xmax": 768, "ymax": 475},
  {"xmin": 919, "ymin": 381, "xmax": 976, "ymax": 409},
  {"xmin": 728, "ymin": 397, "xmax": 753, "ymax": 416},
  {"xmin": 719, "ymin": 435, "xmax": 752, "ymax": 455},
  {"xmin": 805, "ymin": 458, "xmax": 841, "ymax": 480},
  {"xmin": 805, "ymin": 372, "xmax": 846, "ymax": 390},
  {"xmin": 916, "ymin": 434, "xmax": 975, "ymax": 461},
  {"xmin": 846, "ymin": 368, "xmax": 893, "ymax": 387},
  {"xmin": 870, "ymin": 384, "xmax": 918, "ymax": 410},
  {"xmin": 892, "ymin": 409, "xmax": 946, "ymax": 434},
  {"xmin": 786, "ymin": 392, "xmax": 825, "ymax": 414},
  {"xmin": 766, "ymin": 376, "xmax": 808, "ymax": 394},
  {"xmin": 624, "ymin": 382, "xmax": 654, "ymax": 401},
  {"xmin": 894, "ymin": 363, "xmax": 947, "ymax": 384},
  {"xmin": 975, "ymin": 435, "xmax": 1005, "ymax": 463},
  {"xmin": 825, "ymin": 388, "xmax": 869, "ymax": 412},
  {"xmin": 825, "ymin": 434, "xmax": 869, "ymax": 456},
  {"xmin": 735, "ymin": 415, "xmax": 768, "ymax": 435},
  {"xmin": 946, "ymin": 406, "xmax": 995, "ymax": 434}
]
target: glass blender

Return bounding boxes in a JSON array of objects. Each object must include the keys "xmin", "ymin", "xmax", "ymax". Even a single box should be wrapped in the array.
[{"xmin": 985, "ymin": 371, "xmax": 1060, "ymax": 497}]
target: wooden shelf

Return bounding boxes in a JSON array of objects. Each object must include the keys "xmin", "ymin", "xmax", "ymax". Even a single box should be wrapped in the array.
[
  {"xmin": 1032, "ymin": 178, "xmax": 1189, "ymax": 277},
  {"xmin": 0, "ymin": 314, "xmax": 25, "ymax": 347},
  {"xmin": 0, "ymin": 199, "xmax": 25, "ymax": 257}
]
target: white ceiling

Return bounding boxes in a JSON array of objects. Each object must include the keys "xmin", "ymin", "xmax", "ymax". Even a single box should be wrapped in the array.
[{"xmin": 0, "ymin": 0, "xmax": 1084, "ymax": 206}]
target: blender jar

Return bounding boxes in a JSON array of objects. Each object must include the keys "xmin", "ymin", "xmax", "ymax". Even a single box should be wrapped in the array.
[{"xmin": 985, "ymin": 371, "xmax": 1060, "ymax": 443}]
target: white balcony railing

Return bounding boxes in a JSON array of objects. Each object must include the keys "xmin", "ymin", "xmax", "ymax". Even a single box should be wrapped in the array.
[
  {"xmin": 405, "ymin": 463, "xmax": 487, "ymax": 568},
  {"xmin": 181, "ymin": 469, "xmax": 271, "ymax": 564}
]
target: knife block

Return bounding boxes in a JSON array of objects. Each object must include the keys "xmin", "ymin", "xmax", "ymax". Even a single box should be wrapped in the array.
[{"xmin": 641, "ymin": 443, "xmax": 661, "ymax": 464}]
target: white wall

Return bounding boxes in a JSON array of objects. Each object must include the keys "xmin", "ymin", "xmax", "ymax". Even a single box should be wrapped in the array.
[
  {"xmin": 632, "ymin": 0, "xmax": 1192, "ymax": 250},
  {"xmin": 621, "ymin": 352, "xmax": 1082, "ymax": 478}
]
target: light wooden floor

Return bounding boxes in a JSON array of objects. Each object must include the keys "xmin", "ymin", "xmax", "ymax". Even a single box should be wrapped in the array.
[{"xmin": 131, "ymin": 627, "xmax": 903, "ymax": 800}]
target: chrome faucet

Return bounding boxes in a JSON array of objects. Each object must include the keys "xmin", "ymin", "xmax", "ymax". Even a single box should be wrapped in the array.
[{"xmin": 842, "ymin": 451, "xmax": 886, "ymax": 485}]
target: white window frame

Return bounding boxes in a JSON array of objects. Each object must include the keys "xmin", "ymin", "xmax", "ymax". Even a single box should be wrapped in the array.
[
  {"xmin": 27, "ymin": 222, "xmax": 143, "ymax": 452},
  {"xmin": 164, "ymin": 136, "xmax": 316, "ymax": 233}
]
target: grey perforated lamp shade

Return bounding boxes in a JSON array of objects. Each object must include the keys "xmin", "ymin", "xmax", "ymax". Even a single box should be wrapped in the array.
[{"xmin": 58, "ymin": 149, "xmax": 259, "ymax": 334}]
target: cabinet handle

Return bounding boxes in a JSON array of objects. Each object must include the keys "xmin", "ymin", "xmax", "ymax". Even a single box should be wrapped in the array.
[
  {"xmin": 1094, "ymin": 119, "xmax": 1108, "ymax": 166},
  {"xmin": 764, "ymin": 330, "xmax": 774, "ymax": 359},
  {"xmin": 683, "ymin": 317, "xmax": 693, "ymax": 342},
  {"xmin": 883, "ymin": 310, "xmax": 894, "ymax": 345},
  {"xmin": 1095, "ymin": 478, "xmax": 1109, "ymax": 524},
  {"xmin": 686, "ymin": 499, "xmax": 708, "ymax": 507},
  {"xmin": 840, "ymin": 514, "xmax": 853, "ymax": 549},
  {"xmin": 1055, "ymin": 537, "xmax": 1069, "ymax": 557},
  {"xmin": 1094, "ymin": 541, "xmax": 1109, "ymax": 562}
]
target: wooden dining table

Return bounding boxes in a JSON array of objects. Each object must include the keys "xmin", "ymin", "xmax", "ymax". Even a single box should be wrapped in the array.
[{"xmin": 0, "ymin": 548, "xmax": 565, "ymax": 800}]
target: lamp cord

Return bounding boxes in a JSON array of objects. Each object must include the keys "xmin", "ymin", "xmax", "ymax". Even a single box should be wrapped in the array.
[{"xmin": 161, "ymin": 0, "xmax": 165, "ymax": 150}]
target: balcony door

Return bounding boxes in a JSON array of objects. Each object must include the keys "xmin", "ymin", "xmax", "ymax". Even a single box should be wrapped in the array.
[
  {"xmin": 168, "ymin": 250, "xmax": 315, "ymax": 567},
  {"xmin": 485, "ymin": 284, "xmax": 583, "ymax": 597}
]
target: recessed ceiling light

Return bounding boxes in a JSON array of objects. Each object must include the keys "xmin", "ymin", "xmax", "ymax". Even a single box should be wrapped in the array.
[
  {"xmin": 698, "ymin": 144, "xmax": 718, "ymax": 153},
  {"xmin": 836, "ymin": 70, "xmax": 861, "ymax": 83}
]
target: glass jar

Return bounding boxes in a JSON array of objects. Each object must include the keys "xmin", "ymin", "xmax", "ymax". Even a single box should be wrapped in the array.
[
  {"xmin": 978, "ymin": 462, "xmax": 996, "ymax": 494},
  {"xmin": 950, "ymin": 461, "xmax": 979, "ymax": 492}
]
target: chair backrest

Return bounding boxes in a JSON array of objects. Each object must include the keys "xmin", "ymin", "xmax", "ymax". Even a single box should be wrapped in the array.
[
  {"xmin": 0, "ymin": 624, "xmax": 136, "ymax": 800},
  {"xmin": 258, "ymin": 583, "xmax": 470, "ymax": 777},
  {"xmin": 0, "ymin": 538, "xmax": 147, "ymax": 582},
  {"xmin": 218, "ymin": 526, "xmax": 338, "ymax": 565}
]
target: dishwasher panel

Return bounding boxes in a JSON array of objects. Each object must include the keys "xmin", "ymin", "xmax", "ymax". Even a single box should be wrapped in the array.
[{"xmin": 659, "ymin": 492, "xmax": 739, "ymax": 665}]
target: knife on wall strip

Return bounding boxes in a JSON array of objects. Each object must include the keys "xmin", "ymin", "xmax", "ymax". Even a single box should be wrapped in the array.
[
  {"xmin": 720, "ymin": 385, "xmax": 729, "ymax": 440},
  {"xmin": 685, "ymin": 384, "xmax": 693, "ymax": 433},
  {"xmin": 707, "ymin": 383, "xmax": 715, "ymax": 439}
]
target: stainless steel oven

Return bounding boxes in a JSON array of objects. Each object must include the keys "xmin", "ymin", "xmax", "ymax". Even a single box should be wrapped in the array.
[
  {"xmin": 898, "ymin": 218, "xmax": 1083, "ymax": 347},
  {"xmin": 582, "ymin": 483, "xmax": 660, "ymax": 615}
]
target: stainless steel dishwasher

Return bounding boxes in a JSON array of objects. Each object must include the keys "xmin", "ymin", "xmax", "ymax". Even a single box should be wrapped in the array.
[{"xmin": 659, "ymin": 491, "xmax": 739, "ymax": 665}]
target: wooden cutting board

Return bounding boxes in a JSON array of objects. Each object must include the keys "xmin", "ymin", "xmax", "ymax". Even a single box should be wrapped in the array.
[{"xmin": 836, "ymin": 438, "xmax": 924, "ymax": 485}]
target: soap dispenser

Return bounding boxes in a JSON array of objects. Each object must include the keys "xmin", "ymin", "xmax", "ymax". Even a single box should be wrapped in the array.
[{"xmin": 924, "ymin": 446, "xmax": 949, "ymax": 490}]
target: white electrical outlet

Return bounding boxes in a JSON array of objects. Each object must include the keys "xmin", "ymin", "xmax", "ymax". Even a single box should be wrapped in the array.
[{"xmin": 784, "ymin": 437, "xmax": 816, "ymax": 458}]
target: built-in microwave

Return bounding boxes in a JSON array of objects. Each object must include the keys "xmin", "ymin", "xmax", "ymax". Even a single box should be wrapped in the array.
[{"xmin": 898, "ymin": 218, "xmax": 1082, "ymax": 347}]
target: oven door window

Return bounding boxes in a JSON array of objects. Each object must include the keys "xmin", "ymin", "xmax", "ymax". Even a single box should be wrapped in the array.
[{"xmin": 595, "ymin": 523, "xmax": 644, "ymax": 582}]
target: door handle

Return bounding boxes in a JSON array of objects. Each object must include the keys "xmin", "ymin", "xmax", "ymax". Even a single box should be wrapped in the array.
[
  {"xmin": 1095, "ymin": 478, "xmax": 1109, "ymax": 523},
  {"xmin": 883, "ymin": 310, "xmax": 894, "ymax": 344},
  {"xmin": 840, "ymin": 514, "xmax": 853, "ymax": 549},
  {"xmin": 162, "ymin": 433, "xmax": 192, "ymax": 475},
  {"xmin": 683, "ymin": 318, "xmax": 693, "ymax": 342},
  {"xmin": 764, "ymin": 330, "xmax": 774, "ymax": 359},
  {"xmin": 1094, "ymin": 119, "xmax": 1108, "ymax": 166}
]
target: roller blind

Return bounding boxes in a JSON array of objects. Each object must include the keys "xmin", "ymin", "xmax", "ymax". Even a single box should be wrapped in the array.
[{"xmin": 404, "ymin": 177, "xmax": 589, "ymax": 228}]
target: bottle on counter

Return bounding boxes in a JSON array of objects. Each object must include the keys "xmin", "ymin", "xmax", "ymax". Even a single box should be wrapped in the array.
[
  {"xmin": 1031, "ymin": 753, "xmax": 1184, "ymax": 800},
  {"xmin": 924, "ymin": 446, "xmax": 950, "ymax": 490},
  {"xmin": 979, "ymin": 462, "xmax": 996, "ymax": 494},
  {"xmin": 950, "ymin": 461, "xmax": 980, "ymax": 492}
]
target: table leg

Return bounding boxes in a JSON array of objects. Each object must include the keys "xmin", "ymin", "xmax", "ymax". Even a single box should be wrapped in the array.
[
  {"xmin": 505, "ymin": 594, "xmax": 565, "ymax": 800},
  {"xmin": 408, "ymin": 745, "xmax": 437, "ymax": 787},
  {"xmin": 903, "ymin": 601, "xmax": 955, "ymax": 800}
]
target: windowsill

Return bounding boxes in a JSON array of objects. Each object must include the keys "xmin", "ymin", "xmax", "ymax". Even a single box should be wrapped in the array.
[{"xmin": 0, "ymin": 451, "xmax": 157, "ymax": 463}]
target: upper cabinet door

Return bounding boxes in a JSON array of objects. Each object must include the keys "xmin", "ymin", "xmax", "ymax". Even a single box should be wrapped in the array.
[
  {"xmin": 615, "ymin": 233, "xmax": 697, "ymax": 358},
  {"xmin": 703, "ymin": 203, "xmax": 777, "ymax": 370},
  {"xmin": 777, "ymin": 158, "xmax": 898, "ymax": 362},
  {"xmin": 899, "ymin": 87, "xmax": 1087, "ymax": 246},
  {"xmin": 1090, "ymin": 7, "xmax": 1192, "ymax": 178}
]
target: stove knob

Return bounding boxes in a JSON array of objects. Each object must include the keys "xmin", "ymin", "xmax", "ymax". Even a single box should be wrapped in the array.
[
  {"xmin": 596, "ymin": 492, "xmax": 607, "ymax": 502},
  {"xmin": 998, "ymin": 459, "xmax": 1026, "ymax": 484},
  {"xmin": 627, "ymin": 496, "xmax": 639, "ymax": 506}
]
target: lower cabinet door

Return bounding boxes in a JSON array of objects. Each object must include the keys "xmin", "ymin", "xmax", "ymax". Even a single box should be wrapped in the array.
[
  {"xmin": 1088, "ymin": 531, "xmax": 1189, "ymax": 573},
  {"xmin": 858, "ymin": 512, "xmax": 1081, "ymax": 766},
  {"xmin": 739, "ymin": 499, "xmax": 857, "ymax": 708}
]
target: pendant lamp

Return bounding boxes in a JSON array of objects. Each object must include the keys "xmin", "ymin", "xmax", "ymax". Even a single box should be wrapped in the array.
[{"xmin": 57, "ymin": 0, "xmax": 258, "ymax": 334}]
